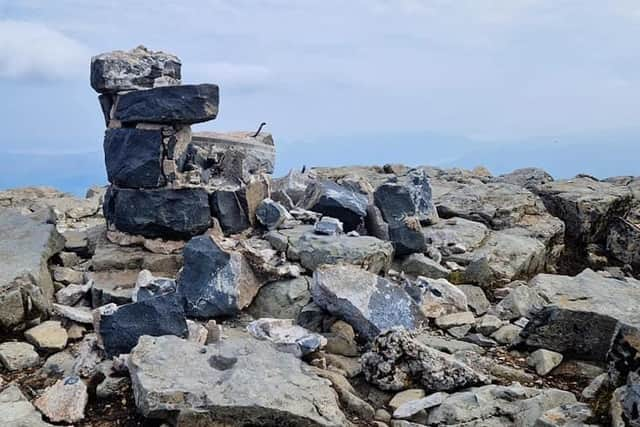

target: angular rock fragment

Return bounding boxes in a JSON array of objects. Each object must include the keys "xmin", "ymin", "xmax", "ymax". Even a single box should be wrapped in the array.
[
  {"xmin": 527, "ymin": 349, "xmax": 563, "ymax": 376},
  {"xmin": 113, "ymin": 84, "xmax": 219, "ymax": 125},
  {"xmin": 90, "ymin": 46, "xmax": 181, "ymax": 93},
  {"xmin": 0, "ymin": 209, "xmax": 64, "ymax": 330},
  {"xmin": 25, "ymin": 320, "xmax": 68, "ymax": 351},
  {"xmin": 247, "ymin": 318, "xmax": 326, "ymax": 357},
  {"xmin": 314, "ymin": 216, "xmax": 344, "ymax": 235},
  {"xmin": 607, "ymin": 217, "xmax": 640, "ymax": 272},
  {"xmin": 426, "ymin": 383, "xmax": 576, "ymax": 426},
  {"xmin": 0, "ymin": 385, "xmax": 54, "ymax": 426},
  {"xmin": 312, "ymin": 265, "xmax": 425, "ymax": 340},
  {"xmin": 103, "ymin": 186, "xmax": 211, "ymax": 239},
  {"xmin": 494, "ymin": 167, "xmax": 554, "ymax": 190},
  {"xmin": 361, "ymin": 328, "xmax": 489, "ymax": 391},
  {"xmin": 0, "ymin": 341, "xmax": 40, "ymax": 371},
  {"xmin": 409, "ymin": 277, "xmax": 468, "ymax": 318},
  {"xmin": 400, "ymin": 253, "xmax": 450, "ymax": 279},
  {"xmin": 296, "ymin": 231, "xmax": 394, "ymax": 274},
  {"xmin": 96, "ymin": 292, "xmax": 188, "ymax": 357},
  {"xmin": 302, "ymin": 180, "xmax": 368, "ymax": 232},
  {"xmin": 34, "ymin": 376, "xmax": 88, "ymax": 424},
  {"xmin": 103, "ymin": 128, "xmax": 165, "ymax": 188},
  {"xmin": 178, "ymin": 235, "xmax": 262, "ymax": 318},
  {"xmin": 128, "ymin": 334, "xmax": 348, "ymax": 426},
  {"xmin": 248, "ymin": 276, "xmax": 311, "ymax": 319}
]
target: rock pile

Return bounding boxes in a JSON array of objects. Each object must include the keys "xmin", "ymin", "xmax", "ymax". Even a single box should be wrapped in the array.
[
  {"xmin": 92, "ymin": 46, "xmax": 272, "ymax": 240},
  {"xmin": 2, "ymin": 46, "xmax": 640, "ymax": 427}
]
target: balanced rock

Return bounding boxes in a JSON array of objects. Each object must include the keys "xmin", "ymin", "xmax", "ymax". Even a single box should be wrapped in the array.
[
  {"xmin": 302, "ymin": 180, "xmax": 368, "ymax": 232},
  {"xmin": 96, "ymin": 292, "xmax": 188, "ymax": 357},
  {"xmin": 103, "ymin": 186, "xmax": 211, "ymax": 239},
  {"xmin": 361, "ymin": 328, "xmax": 489, "ymax": 391},
  {"xmin": 128, "ymin": 334, "xmax": 349, "ymax": 426},
  {"xmin": 0, "ymin": 209, "xmax": 64, "ymax": 329},
  {"xmin": 90, "ymin": 46, "xmax": 181, "ymax": 93},
  {"xmin": 113, "ymin": 84, "xmax": 219, "ymax": 125},
  {"xmin": 178, "ymin": 235, "xmax": 262, "ymax": 318},
  {"xmin": 312, "ymin": 265, "xmax": 425, "ymax": 340}
]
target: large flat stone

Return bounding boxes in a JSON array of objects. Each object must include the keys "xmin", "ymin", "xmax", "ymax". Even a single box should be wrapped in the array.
[
  {"xmin": 522, "ymin": 269, "xmax": 640, "ymax": 361},
  {"xmin": 0, "ymin": 385, "xmax": 54, "ymax": 426},
  {"xmin": 312, "ymin": 265, "xmax": 425, "ymax": 340},
  {"xmin": 128, "ymin": 334, "xmax": 348, "ymax": 426},
  {"xmin": 114, "ymin": 84, "xmax": 219, "ymax": 125},
  {"xmin": 0, "ymin": 209, "xmax": 64, "ymax": 329},
  {"xmin": 103, "ymin": 186, "xmax": 211, "ymax": 239}
]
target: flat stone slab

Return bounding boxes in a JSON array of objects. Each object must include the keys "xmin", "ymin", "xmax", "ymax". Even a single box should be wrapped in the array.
[
  {"xmin": 128, "ymin": 334, "xmax": 348, "ymax": 426},
  {"xmin": 0, "ymin": 209, "xmax": 64, "ymax": 329},
  {"xmin": 0, "ymin": 341, "xmax": 40, "ymax": 371},
  {"xmin": 0, "ymin": 385, "xmax": 54, "ymax": 426},
  {"xmin": 113, "ymin": 84, "xmax": 219, "ymax": 125}
]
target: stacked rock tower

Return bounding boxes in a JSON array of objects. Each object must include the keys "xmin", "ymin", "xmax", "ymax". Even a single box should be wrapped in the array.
[{"xmin": 90, "ymin": 46, "xmax": 274, "ymax": 240}]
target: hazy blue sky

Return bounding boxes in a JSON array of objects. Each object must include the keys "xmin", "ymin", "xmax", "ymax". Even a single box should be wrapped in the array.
[{"xmin": 0, "ymin": 1, "xmax": 639, "ymax": 193}]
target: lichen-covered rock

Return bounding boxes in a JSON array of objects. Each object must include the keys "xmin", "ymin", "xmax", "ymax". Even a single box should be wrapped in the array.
[
  {"xmin": 0, "ymin": 209, "xmax": 64, "ymax": 330},
  {"xmin": 177, "ymin": 235, "xmax": 262, "ymax": 318},
  {"xmin": 90, "ymin": 45, "xmax": 181, "ymax": 93},
  {"xmin": 361, "ymin": 328, "xmax": 489, "ymax": 392},
  {"xmin": 409, "ymin": 277, "xmax": 468, "ymax": 318},
  {"xmin": 128, "ymin": 334, "xmax": 349, "ymax": 426},
  {"xmin": 607, "ymin": 217, "xmax": 640, "ymax": 272},
  {"xmin": 34, "ymin": 376, "xmax": 88, "ymax": 424},
  {"xmin": 248, "ymin": 276, "xmax": 311, "ymax": 319},
  {"xmin": 312, "ymin": 265, "xmax": 425, "ymax": 340}
]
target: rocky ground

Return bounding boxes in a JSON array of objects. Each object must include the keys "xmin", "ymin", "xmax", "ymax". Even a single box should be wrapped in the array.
[{"xmin": 1, "ymin": 164, "xmax": 639, "ymax": 426}]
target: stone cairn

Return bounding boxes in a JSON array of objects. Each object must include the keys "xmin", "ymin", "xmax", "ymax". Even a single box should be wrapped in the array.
[{"xmin": 90, "ymin": 46, "xmax": 275, "ymax": 240}]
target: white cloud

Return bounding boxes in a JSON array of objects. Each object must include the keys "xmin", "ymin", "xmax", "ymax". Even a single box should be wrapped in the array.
[
  {"xmin": 188, "ymin": 62, "xmax": 271, "ymax": 90},
  {"xmin": 0, "ymin": 20, "xmax": 91, "ymax": 80}
]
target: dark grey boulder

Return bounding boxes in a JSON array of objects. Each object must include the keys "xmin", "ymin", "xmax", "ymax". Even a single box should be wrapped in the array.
[
  {"xmin": 90, "ymin": 46, "xmax": 181, "ymax": 93},
  {"xmin": 311, "ymin": 264, "xmax": 425, "ymax": 340},
  {"xmin": 607, "ymin": 217, "xmax": 640, "ymax": 272},
  {"xmin": 255, "ymin": 198, "xmax": 288, "ymax": 231},
  {"xmin": 103, "ymin": 186, "xmax": 211, "ymax": 239},
  {"xmin": 97, "ymin": 292, "xmax": 188, "ymax": 357},
  {"xmin": 103, "ymin": 128, "xmax": 165, "ymax": 188},
  {"xmin": 373, "ymin": 169, "xmax": 437, "ymax": 255},
  {"xmin": 301, "ymin": 180, "xmax": 368, "ymax": 232},
  {"xmin": 114, "ymin": 84, "xmax": 219, "ymax": 125},
  {"xmin": 209, "ymin": 189, "xmax": 250, "ymax": 234},
  {"xmin": 177, "ymin": 236, "xmax": 262, "ymax": 318}
]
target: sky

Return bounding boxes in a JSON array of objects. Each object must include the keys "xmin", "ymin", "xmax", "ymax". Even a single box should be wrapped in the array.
[{"xmin": 0, "ymin": 1, "xmax": 639, "ymax": 194}]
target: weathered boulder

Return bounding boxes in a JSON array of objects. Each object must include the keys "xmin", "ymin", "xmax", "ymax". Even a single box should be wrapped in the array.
[
  {"xmin": 90, "ymin": 45, "xmax": 181, "ymax": 93},
  {"xmin": 0, "ymin": 385, "xmax": 54, "ymax": 426},
  {"xmin": 361, "ymin": 328, "xmax": 489, "ymax": 391},
  {"xmin": 408, "ymin": 277, "xmax": 468, "ymax": 318},
  {"xmin": 103, "ymin": 128, "xmax": 165, "ymax": 188},
  {"xmin": 103, "ymin": 186, "xmax": 211, "ymax": 239},
  {"xmin": 209, "ymin": 177, "xmax": 270, "ymax": 234},
  {"xmin": 25, "ymin": 320, "xmax": 68, "ymax": 351},
  {"xmin": 494, "ymin": 167, "xmax": 554, "ymax": 190},
  {"xmin": 425, "ymin": 383, "xmax": 576, "ymax": 426},
  {"xmin": 178, "ymin": 235, "xmax": 262, "ymax": 318},
  {"xmin": 302, "ymin": 180, "xmax": 368, "ymax": 232},
  {"xmin": 296, "ymin": 231, "xmax": 394, "ymax": 274},
  {"xmin": 113, "ymin": 84, "xmax": 219, "ymax": 125},
  {"xmin": 96, "ymin": 292, "xmax": 188, "ymax": 357},
  {"xmin": 255, "ymin": 198, "xmax": 289, "ymax": 230},
  {"xmin": 607, "ymin": 217, "xmax": 640, "ymax": 272},
  {"xmin": 522, "ymin": 269, "xmax": 640, "ymax": 361},
  {"xmin": 535, "ymin": 176, "xmax": 632, "ymax": 245},
  {"xmin": 0, "ymin": 209, "xmax": 64, "ymax": 330},
  {"xmin": 248, "ymin": 276, "xmax": 311, "ymax": 319},
  {"xmin": 527, "ymin": 349, "xmax": 563, "ymax": 376},
  {"xmin": 535, "ymin": 402, "xmax": 596, "ymax": 427},
  {"xmin": 128, "ymin": 334, "xmax": 349, "ymax": 426},
  {"xmin": 312, "ymin": 265, "xmax": 425, "ymax": 340},
  {"xmin": 400, "ymin": 253, "xmax": 450, "ymax": 279}
]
